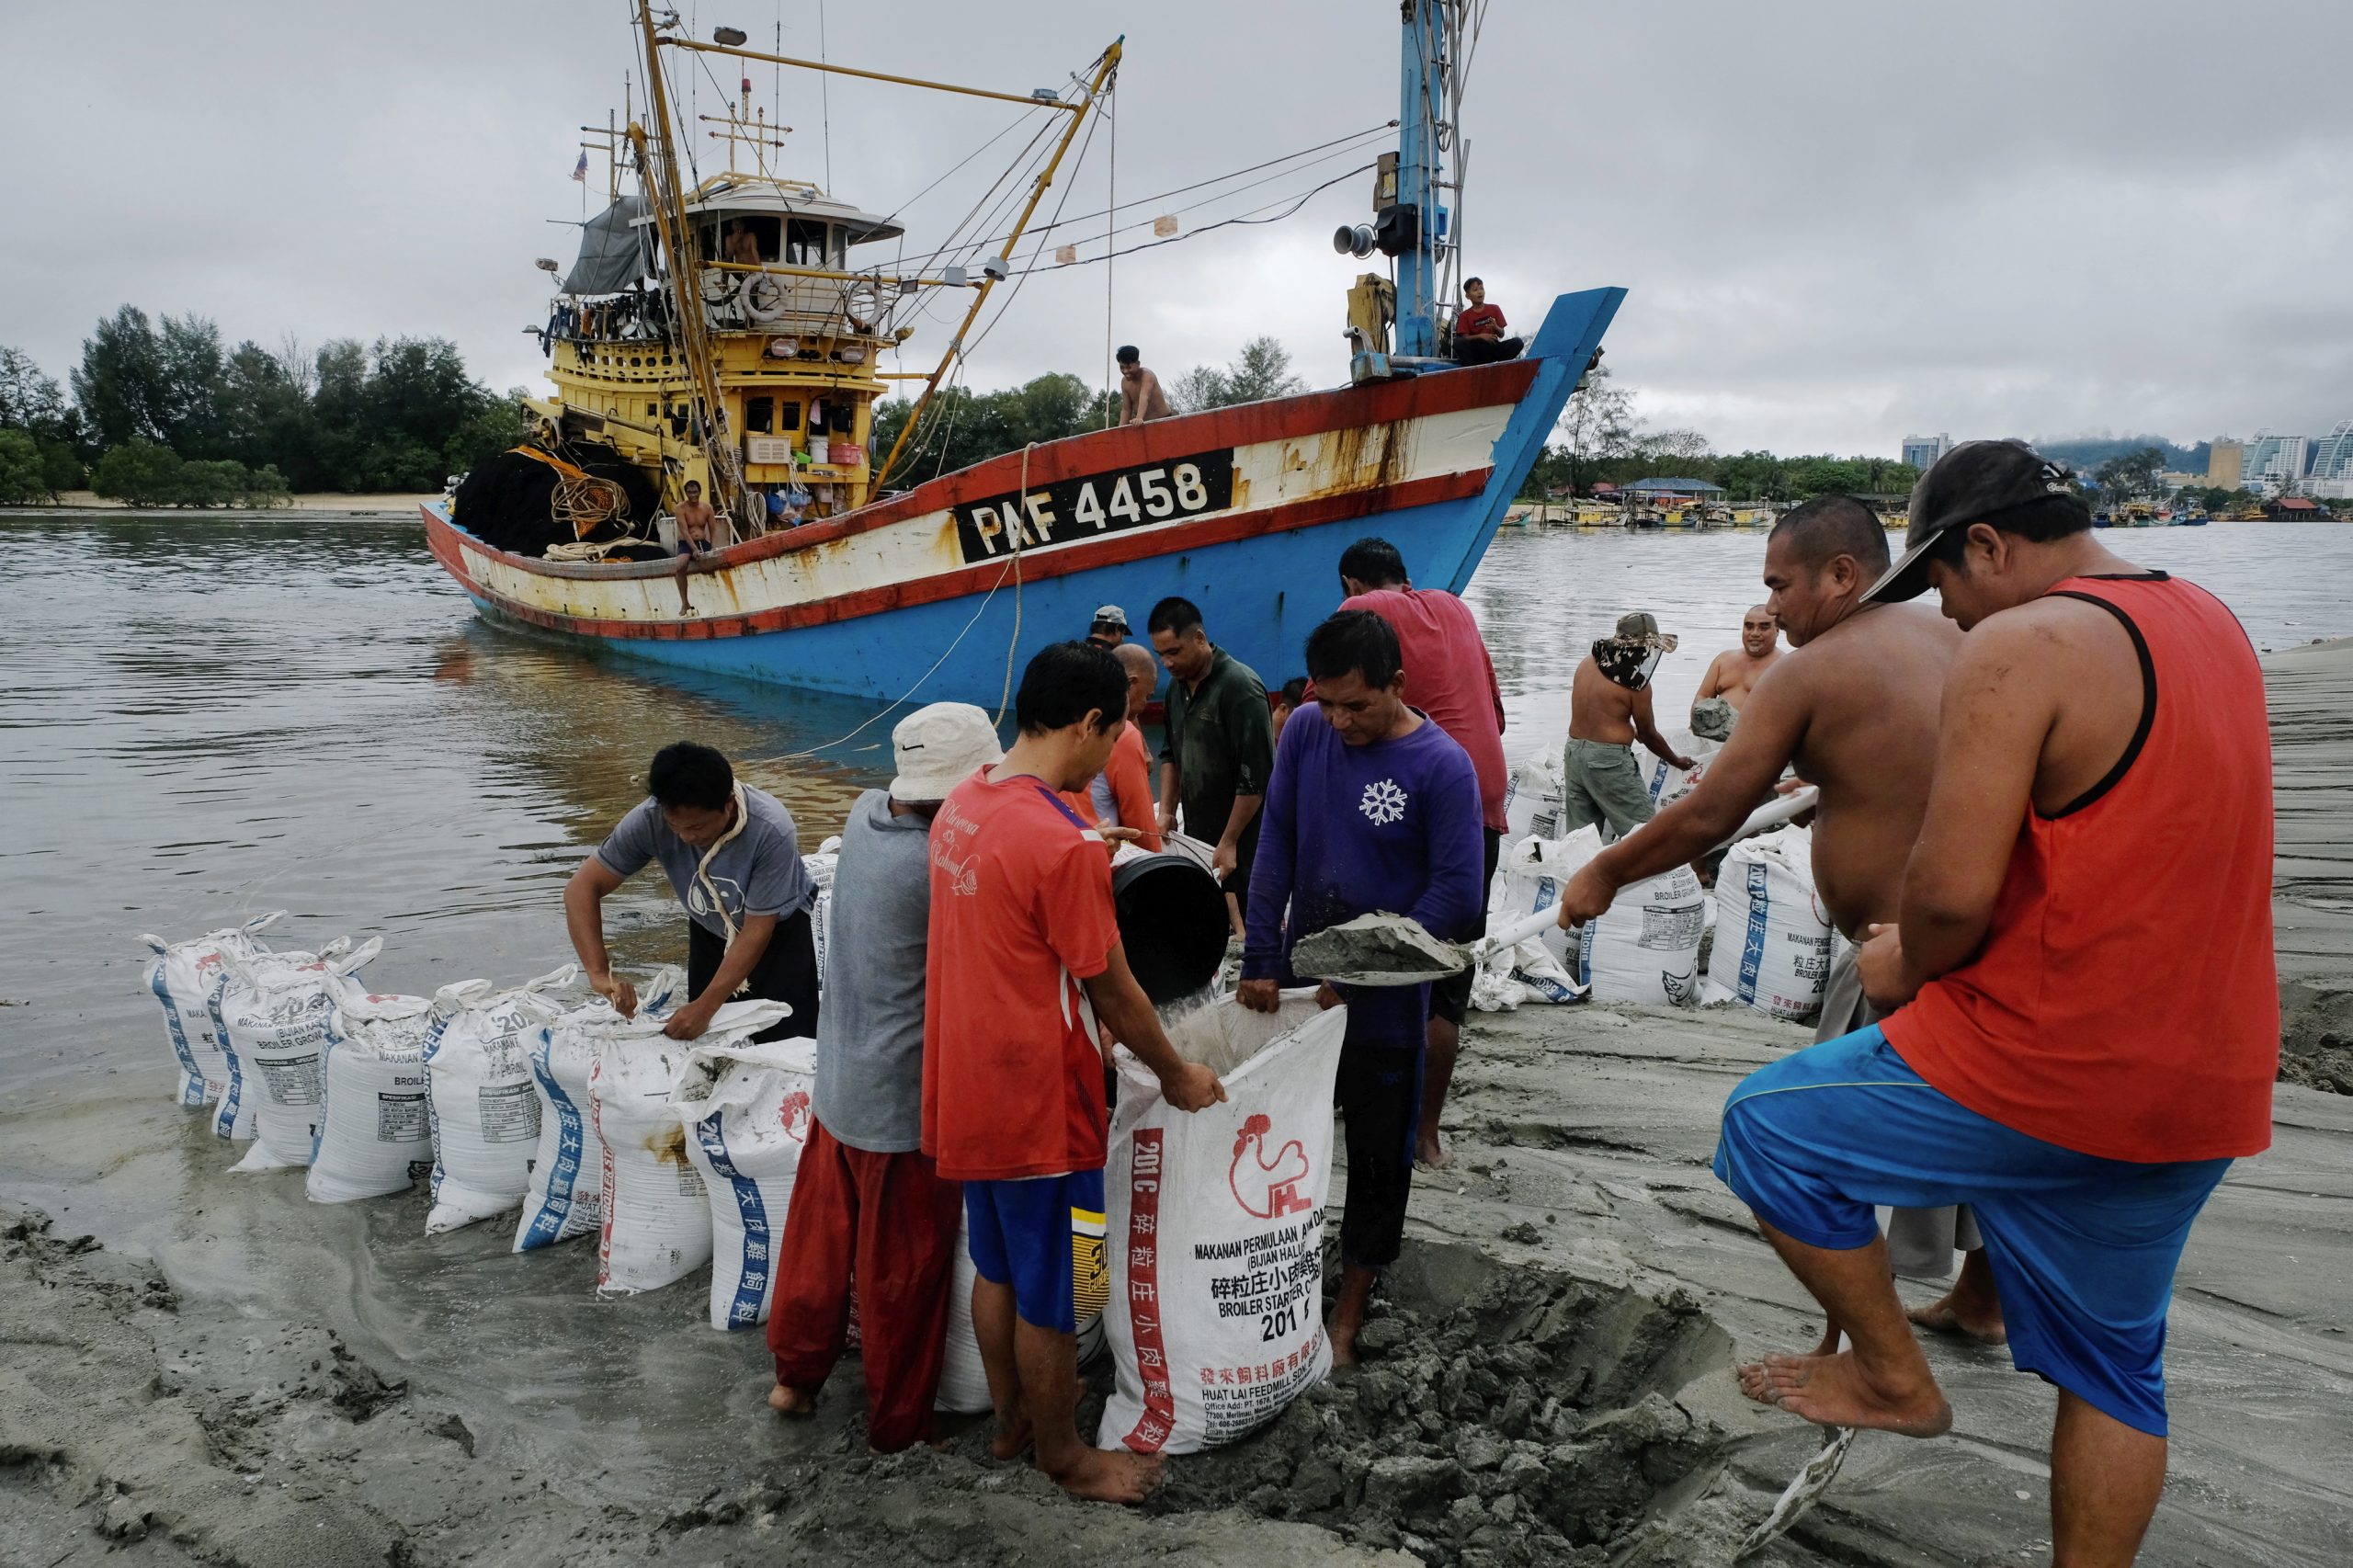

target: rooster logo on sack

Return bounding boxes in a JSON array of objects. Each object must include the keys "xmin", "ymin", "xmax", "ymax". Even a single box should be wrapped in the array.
[
  {"xmin": 1229, "ymin": 1114, "xmax": 1313, "ymax": 1219},
  {"xmin": 778, "ymin": 1089, "xmax": 813, "ymax": 1143}
]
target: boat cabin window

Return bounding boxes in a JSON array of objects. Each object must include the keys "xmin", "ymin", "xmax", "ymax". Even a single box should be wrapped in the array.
[
  {"xmin": 784, "ymin": 219, "xmax": 843, "ymax": 269},
  {"xmin": 745, "ymin": 396, "xmax": 773, "ymax": 435},
  {"xmin": 776, "ymin": 399, "xmax": 802, "ymax": 432},
  {"xmin": 709, "ymin": 215, "xmax": 779, "ymax": 265}
]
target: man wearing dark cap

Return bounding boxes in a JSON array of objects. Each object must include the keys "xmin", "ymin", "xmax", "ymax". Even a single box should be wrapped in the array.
[
  {"xmin": 1116, "ymin": 347, "xmax": 1170, "ymax": 426},
  {"xmin": 1085, "ymin": 604, "xmax": 1130, "ymax": 649},
  {"xmin": 1711, "ymin": 441, "xmax": 2278, "ymax": 1565},
  {"xmin": 1560, "ymin": 612, "xmax": 1698, "ymax": 841}
]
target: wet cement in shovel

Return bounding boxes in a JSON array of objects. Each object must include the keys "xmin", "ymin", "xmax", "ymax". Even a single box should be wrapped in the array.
[{"xmin": 1289, "ymin": 912, "xmax": 1472, "ymax": 987}]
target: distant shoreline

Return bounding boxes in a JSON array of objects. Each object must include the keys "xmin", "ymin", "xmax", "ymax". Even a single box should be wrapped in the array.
[{"xmin": 1, "ymin": 491, "xmax": 437, "ymax": 519}]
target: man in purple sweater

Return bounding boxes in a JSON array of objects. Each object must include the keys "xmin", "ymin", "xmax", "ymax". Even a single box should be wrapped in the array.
[{"xmin": 1238, "ymin": 609, "xmax": 1484, "ymax": 1363}]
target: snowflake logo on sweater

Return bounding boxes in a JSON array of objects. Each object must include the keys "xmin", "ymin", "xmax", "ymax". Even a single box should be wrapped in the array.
[{"xmin": 1359, "ymin": 778, "xmax": 1408, "ymax": 825}]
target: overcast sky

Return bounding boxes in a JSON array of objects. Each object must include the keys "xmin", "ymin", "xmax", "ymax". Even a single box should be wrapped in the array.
[{"xmin": 6, "ymin": 1, "xmax": 2348, "ymax": 456}]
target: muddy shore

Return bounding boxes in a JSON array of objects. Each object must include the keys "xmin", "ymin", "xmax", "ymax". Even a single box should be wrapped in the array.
[{"xmin": 4, "ymin": 642, "xmax": 2347, "ymax": 1566}]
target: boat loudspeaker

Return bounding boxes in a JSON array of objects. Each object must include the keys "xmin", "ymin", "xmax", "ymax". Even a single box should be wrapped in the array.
[
  {"xmin": 980, "ymin": 256, "xmax": 1010, "ymax": 281},
  {"xmin": 1333, "ymin": 223, "xmax": 1377, "ymax": 259}
]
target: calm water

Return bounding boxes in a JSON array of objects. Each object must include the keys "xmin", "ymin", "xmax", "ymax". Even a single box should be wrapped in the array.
[{"xmin": 1, "ymin": 507, "xmax": 2343, "ymax": 1493}]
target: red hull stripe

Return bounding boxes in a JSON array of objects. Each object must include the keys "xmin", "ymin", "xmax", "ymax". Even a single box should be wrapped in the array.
[{"xmin": 430, "ymin": 467, "xmax": 1487, "ymax": 642}]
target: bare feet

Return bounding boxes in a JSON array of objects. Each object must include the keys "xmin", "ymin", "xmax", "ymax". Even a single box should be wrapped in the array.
[
  {"xmin": 1042, "ymin": 1446, "xmax": 1164, "ymax": 1505},
  {"xmin": 1807, "ymin": 1324, "xmax": 1844, "ymax": 1359},
  {"xmin": 1745, "ymin": 1350, "xmax": 1952, "ymax": 1437},
  {"xmin": 1328, "ymin": 1334, "xmax": 1358, "ymax": 1369},
  {"xmin": 1415, "ymin": 1135, "xmax": 1454, "ymax": 1171},
  {"xmin": 1907, "ymin": 1295, "xmax": 2007, "ymax": 1345},
  {"xmin": 767, "ymin": 1381, "xmax": 815, "ymax": 1416},
  {"xmin": 990, "ymin": 1414, "xmax": 1033, "ymax": 1461}
]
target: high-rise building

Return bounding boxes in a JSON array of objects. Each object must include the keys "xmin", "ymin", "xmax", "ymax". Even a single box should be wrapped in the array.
[
  {"xmin": 2245, "ymin": 429, "xmax": 2310, "ymax": 491},
  {"xmin": 2206, "ymin": 439, "xmax": 2244, "ymax": 490},
  {"xmin": 2310, "ymin": 420, "xmax": 2353, "ymax": 482},
  {"xmin": 1901, "ymin": 433, "xmax": 1953, "ymax": 471}
]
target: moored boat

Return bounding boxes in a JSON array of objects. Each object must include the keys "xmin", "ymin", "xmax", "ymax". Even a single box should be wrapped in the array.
[{"xmin": 425, "ymin": 4, "xmax": 1623, "ymax": 704}]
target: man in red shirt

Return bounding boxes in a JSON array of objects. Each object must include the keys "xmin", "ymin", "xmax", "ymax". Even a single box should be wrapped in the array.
[
  {"xmin": 1075, "ymin": 642, "xmax": 1163, "ymax": 852},
  {"xmin": 1712, "ymin": 443, "xmax": 2277, "ymax": 1566},
  {"xmin": 1337, "ymin": 536, "xmax": 1507, "ymax": 1167},
  {"xmin": 923, "ymin": 642, "xmax": 1225, "ymax": 1504},
  {"xmin": 1450, "ymin": 277, "xmax": 1523, "ymax": 366}
]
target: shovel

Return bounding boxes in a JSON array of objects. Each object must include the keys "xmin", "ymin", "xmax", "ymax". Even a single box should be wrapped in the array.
[{"xmin": 1289, "ymin": 906, "xmax": 1579, "ymax": 990}]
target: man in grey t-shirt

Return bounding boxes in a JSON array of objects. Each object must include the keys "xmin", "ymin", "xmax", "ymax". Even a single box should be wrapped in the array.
[
  {"xmin": 765, "ymin": 703, "xmax": 1003, "ymax": 1450},
  {"xmin": 563, "ymin": 741, "xmax": 816, "ymax": 1043}
]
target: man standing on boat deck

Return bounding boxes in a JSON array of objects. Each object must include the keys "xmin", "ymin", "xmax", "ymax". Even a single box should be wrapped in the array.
[
  {"xmin": 1551, "ymin": 498, "xmax": 1983, "ymax": 1352},
  {"xmin": 767, "ymin": 705, "xmax": 1002, "ymax": 1450},
  {"xmin": 1238, "ymin": 610, "xmax": 1484, "ymax": 1365},
  {"xmin": 1148, "ymin": 597, "xmax": 1277, "ymax": 937},
  {"xmin": 563, "ymin": 741, "xmax": 819, "ymax": 1044},
  {"xmin": 1716, "ymin": 443, "xmax": 2277, "ymax": 1567},
  {"xmin": 1560, "ymin": 612, "xmax": 1698, "ymax": 842},
  {"xmin": 1116, "ymin": 347, "xmax": 1171, "ymax": 425},
  {"xmin": 1336, "ymin": 535, "xmax": 1508, "ymax": 1170},
  {"xmin": 923, "ymin": 642, "xmax": 1225, "ymax": 1504}
]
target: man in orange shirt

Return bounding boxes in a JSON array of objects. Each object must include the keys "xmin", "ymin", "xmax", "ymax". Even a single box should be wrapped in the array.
[
  {"xmin": 1084, "ymin": 642, "xmax": 1163, "ymax": 851},
  {"xmin": 923, "ymin": 642, "xmax": 1224, "ymax": 1504}
]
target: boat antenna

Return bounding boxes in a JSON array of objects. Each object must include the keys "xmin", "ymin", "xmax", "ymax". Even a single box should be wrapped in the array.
[
  {"xmin": 875, "ymin": 39, "xmax": 1124, "ymax": 487},
  {"xmin": 816, "ymin": 0, "xmax": 833, "ymax": 190}
]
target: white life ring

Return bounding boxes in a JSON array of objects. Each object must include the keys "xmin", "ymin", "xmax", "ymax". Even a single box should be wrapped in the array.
[{"xmin": 745, "ymin": 273, "xmax": 790, "ymax": 327}]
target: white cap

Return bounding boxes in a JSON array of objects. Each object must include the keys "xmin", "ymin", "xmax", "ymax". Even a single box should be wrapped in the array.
[{"xmin": 890, "ymin": 702, "xmax": 1003, "ymax": 803}]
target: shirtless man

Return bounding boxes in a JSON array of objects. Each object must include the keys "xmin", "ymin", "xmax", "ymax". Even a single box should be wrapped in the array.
[
  {"xmin": 1695, "ymin": 605, "xmax": 1783, "ymax": 711},
  {"xmin": 673, "ymin": 481, "xmax": 721, "ymax": 614},
  {"xmin": 1722, "ymin": 441, "xmax": 2277, "ymax": 1567},
  {"xmin": 1552, "ymin": 498, "xmax": 1995, "ymax": 1351},
  {"xmin": 1560, "ymin": 612, "xmax": 1696, "ymax": 842}
]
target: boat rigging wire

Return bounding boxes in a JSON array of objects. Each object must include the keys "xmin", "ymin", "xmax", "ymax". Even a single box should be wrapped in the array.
[{"xmin": 1004, "ymin": 164, "xmax": 1373, "ymax": 278}]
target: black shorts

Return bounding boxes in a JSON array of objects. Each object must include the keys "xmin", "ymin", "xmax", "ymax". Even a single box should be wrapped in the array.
[
  {"xmin": 687, "ymin": 906, "xmax": 821, "ymax": 1042},
  {"xmin": 1428, "ymin": 826, "xmax": 1505, "ymax": 1027},
  {"xmin": 1336, "ymin": 1043, "xmax": 1423, "ymax": 1269}
]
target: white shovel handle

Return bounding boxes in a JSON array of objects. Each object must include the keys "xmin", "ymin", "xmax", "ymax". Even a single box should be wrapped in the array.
[
  {"xmin": 1482, "ymin": 907, "xmax": 1570, "ymax": 955},
  {"xmin": 1717, "ymin": 785, "xmax": 1818, "ymax": 850}
]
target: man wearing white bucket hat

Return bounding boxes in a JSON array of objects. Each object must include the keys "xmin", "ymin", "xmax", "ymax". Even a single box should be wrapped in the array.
[{"xmin": 768, "ymin": 703, "xmax": 1003, "ymax": 1451}]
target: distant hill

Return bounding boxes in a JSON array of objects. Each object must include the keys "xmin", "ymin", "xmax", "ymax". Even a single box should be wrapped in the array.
[{"xmin": 2034, "ymin": 435, "xmax": 2211, "ymax": 474}]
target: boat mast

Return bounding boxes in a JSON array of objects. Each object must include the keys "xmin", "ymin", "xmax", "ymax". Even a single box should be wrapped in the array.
[
  {"xmin": 874, "ymin": 40, "xmax": 1123, "ymax": 487},
  {"xmin": 631, "ymin": 0, "xmax": 745, "ymax": 516},
  {"xmin": 1395, "ymin": 2, "xmax": 1449, "ymax": 358}
]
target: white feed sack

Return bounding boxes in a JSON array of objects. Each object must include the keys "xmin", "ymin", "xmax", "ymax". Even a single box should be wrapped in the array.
[
  {"xmin": 675, "ymin": 1037, "xmax": 819, "ymax": 1331},
  {"xmin": 1097, "ymin": 994, "xmax": 1347, "ymax": 1456},
  {"xmin": 1635, "ymin": 729, "xmax": 1715, "ymax": 815},
  {"xmin": 307, "ymin": 978, "xmax": 436, "ymax": 1205},
  {"xmin": 1501, "ymin": 751, "xmax": 1564, "ymax": 848},
  {"xmin": 938, "ymin": 1203, "xmax": 1112, "ymax": 1415},
  {"xmin": 422, "ymin": 966, "xmax": 576, "ymax": 1234},
  {"xmin": 217, "ymin": 937, "xmax": 382, "ymax": 1172},
  {"xmin": 138, "ymin": 913, "xmax": 283, "ymax": 1110},
  {"xmin": 1701, "ymin": 825, "xmax": 1834, "ymax": 1024},
  {"xmin": 1579, "ymin": 856, "xmax": 1708, "ymax": 1006},
  {"xmin": 590, "ymin": 998, "xmax": 793, "ymax": 1296},
  {"xmin": 804, "ymin": 844, "xmax": 838, "ymax": 992},
  {"xmin": 514, "ymin": 967, "xmax": 684, "ymax": 1253},
  {"xmin": 1476, "ymin": 829, "xmax": 1598, "ymax": 1007}
]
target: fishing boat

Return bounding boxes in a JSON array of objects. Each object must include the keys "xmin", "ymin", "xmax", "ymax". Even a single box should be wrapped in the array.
[{"xmin": 422, "ymin": 3, "xmax": 1622, "ymax": 704}]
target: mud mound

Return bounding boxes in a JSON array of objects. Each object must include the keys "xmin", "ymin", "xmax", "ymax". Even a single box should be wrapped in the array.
[
  {"xmin": 1142, "ymin": 1241, "xmax": 1733, "ymax": 1566},
  {"xmin": 2280, "ymin": 981, "xmax": 2353, "ymax": 1095}
]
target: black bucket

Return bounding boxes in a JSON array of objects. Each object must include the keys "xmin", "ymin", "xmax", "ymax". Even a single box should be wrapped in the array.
[{"xmin": 1110, "ymin": 852, "xmax": 1231, "ymax": 1005}]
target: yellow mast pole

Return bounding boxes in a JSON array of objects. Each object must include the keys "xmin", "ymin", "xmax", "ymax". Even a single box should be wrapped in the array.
[
  {"xmin": 668, "ymin": 38, "xmax": 1089, "ymax": 116},
  {"xmin": 631, "ymin": 0, "xmax": 745, "ymax": 519},
  {"xmin": 876, "ymin": 39, "xmax": 1122, "ymax": 488}
]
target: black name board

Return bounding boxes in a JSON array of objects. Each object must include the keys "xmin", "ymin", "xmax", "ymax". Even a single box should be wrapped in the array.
[{"xmin": 952, "ymin": 449, "xmax": 1235, "ymax": 564}]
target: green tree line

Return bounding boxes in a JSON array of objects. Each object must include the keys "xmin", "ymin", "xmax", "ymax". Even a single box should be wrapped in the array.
[{"xmin": 0, "ymin": 307, "xmax": 528, "ymax": 507}]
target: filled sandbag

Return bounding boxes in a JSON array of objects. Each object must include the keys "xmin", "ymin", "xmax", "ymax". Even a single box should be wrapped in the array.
[
  {"xmin": 1579, "ymin": 858, "xmax": 1708, "ymax": 1006},
  {"xmin": 1501, "ymin": 750, "xmax": 1564, "ymax": 847},
  {"xmin": 1476, "ymin": 830, "xmax": 1597, "ymax": 1006},
  {"xmin": 217, "ymin": 938, "xmax": 381, "ymax": 1172},
  {"xmin": 937, "ymin": 1199, "xmax": 1112, "ymax": 1415},
  {"xmin": 422, "ymin": 966, "xmax": 576, "ymax": 1233},
  {"xmin": 1635, "ymin": 728, "xmax": 1712, "ymax": 813},
  {"xmin": 804, "ymin": 846, "xmax": 838, "ymax": 992},
  {"xmin": 676, "ymin": 1037, "xmax": 819, "ymax": 1330},
  {"xmin": 1097, "ymin": 994, "xmax": 1347, "ymax": 1456},
  {"xmin": 589, "ymin": 998, "xmax": 792, "ymax": 1295},
  {"xmin": 1701, "ymin": 825, "xmax": 1834, "ymax": 1023},
  {"xmin": 306, "ymin": 978, "xmax": 435, "ymax": 1204},
  {"xmin": 138, "ymin": 913, "xmax": 282, "ymax": 1110},
  {"xmin": 513, "ymin": 967, "xmax": 683, "ymax": 1252}
]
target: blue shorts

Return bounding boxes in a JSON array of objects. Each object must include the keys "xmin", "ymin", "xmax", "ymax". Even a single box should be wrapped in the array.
[
  {"xmin": 1713, "ymin": 1027, "xmax": 2230, "ymax": 1437},
  {"xmin": 965, "ymin": 1169, "xmax": 1103, "ymax": 1335}
]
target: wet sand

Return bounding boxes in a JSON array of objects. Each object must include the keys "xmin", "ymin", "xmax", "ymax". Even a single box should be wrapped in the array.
[{"xmin": 3, "ymin": 650, "xmax": 2347, "ymax": 1565}]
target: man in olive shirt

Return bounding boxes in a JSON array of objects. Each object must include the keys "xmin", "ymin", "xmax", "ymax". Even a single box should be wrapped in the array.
[{"xmin": 1147, "ymin": 596, "xmax": 1277, "ymax": 937}]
